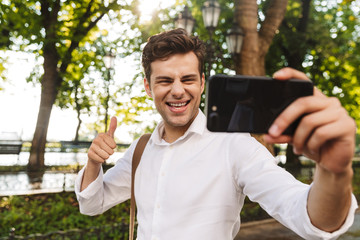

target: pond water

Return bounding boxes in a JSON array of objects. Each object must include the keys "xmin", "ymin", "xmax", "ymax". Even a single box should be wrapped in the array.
[
  {"xmin": 0, "ymin": 151, "xmax": 125, "ymax": 196},
  {"xmin": 0, "ymin": 151, "xmax": 123, "ymax": 166},
  {"xmin": 0, "ymin": 171, "xmax": 77, "ymax": 196}
]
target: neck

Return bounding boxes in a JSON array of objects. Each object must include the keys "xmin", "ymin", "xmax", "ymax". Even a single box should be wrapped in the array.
[
  {"xmin": 162, "ymin": 124, "xmax": 189, "ymax": 143},
  {"xmin": 163, "ymin": 113, "xmax": 199, "ymax": 143}
]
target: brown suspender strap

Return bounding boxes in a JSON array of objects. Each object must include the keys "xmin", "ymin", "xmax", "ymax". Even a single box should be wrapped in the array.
[{"xmin": 129, "ymin": 133, "xmax": 151, "ymax": 240}]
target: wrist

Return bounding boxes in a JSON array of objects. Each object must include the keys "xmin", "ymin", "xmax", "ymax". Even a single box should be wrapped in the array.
[
  {"xmin": 314, "ymin": 164, "xmax": 353, "ymax": 192},
  {"xmin": 86, "ymin": 159, "xmax": 102, "ymax": 172}
]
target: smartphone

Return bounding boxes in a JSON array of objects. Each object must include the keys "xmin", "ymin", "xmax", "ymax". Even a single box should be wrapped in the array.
[{"xmin": 205, "ymin": 74, "xmax": 314, "ymax": 135}]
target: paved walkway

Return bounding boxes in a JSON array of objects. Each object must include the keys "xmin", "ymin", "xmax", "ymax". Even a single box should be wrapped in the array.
[{"xmin": 235, "ymin": 210, "xmax": 360, "ymax": 240}]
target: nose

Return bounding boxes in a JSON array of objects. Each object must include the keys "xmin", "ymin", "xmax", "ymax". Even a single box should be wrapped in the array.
[{"xmin": 170, "ymin": 80, "xmax": 185, "ymax": 98}]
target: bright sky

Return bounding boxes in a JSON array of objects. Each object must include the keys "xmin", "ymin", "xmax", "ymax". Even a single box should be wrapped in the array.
[
  {"xmin": 0, "ymin": 51, "xmax": 40, "ymax": 140},
  {"xmin": 138, "ymin": 0, "xmax": 175, "ymax": 23}
]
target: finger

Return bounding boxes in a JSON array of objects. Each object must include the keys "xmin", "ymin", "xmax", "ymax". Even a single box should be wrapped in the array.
[
  {"xmin": 103, "ymin": 136, "xmax": 117, "ymax": 149},
  {"xmin": 268, "ymin": 96, "xmax": 336, "ymax": 137},
  {"xmin": 107, "ymin": 116, "xmax": 117, "ymax": 138},
  {"xmin": 90, "ymin": 143, "xmax": 112, "ymax": 160},
  {"xmin": 305, "ymin": 113, "xmax": 356, "ymax": 158},
  {"xmin": 292, "ymin": 105, "xmax": 342, "ymax": 154},
  {"xmin": 263, "ymin": 134, "xmax": 292, "ymax": 144},
  {"xmin": 88, "ymin": 148, "xmax": 106, "ymax": 163},
  {"xmin": 273, "ymin": 67, "xmax": 310, "ymax": 81},
  {"xmin": 93, "ymin": 134, "xmax": 116, "ymax": 152}
]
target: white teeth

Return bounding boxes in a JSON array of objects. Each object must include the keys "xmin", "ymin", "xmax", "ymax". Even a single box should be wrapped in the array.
[{"xmin": 169, "ymin": 102, "xmax": 187, "ymax": 107}]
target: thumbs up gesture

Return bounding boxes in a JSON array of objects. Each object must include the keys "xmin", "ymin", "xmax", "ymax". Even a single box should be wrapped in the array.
[{"xmin": 88, "ymin": 117, "xmax": 118, "ymax": 164}]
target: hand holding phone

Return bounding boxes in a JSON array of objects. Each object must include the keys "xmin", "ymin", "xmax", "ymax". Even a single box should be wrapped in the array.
[{"xmin": 205, "ymin": 74, "xmax": 313, "ymax": 135}]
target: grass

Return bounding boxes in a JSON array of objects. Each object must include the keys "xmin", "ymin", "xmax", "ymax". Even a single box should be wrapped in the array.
[{"xmin": 0, "ymin": 192, "xmax": 131, "ymax": 238}]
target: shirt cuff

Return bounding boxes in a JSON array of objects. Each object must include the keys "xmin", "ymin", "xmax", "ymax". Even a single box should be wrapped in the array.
[
  {"xmin": 303, "ymin": 192, "xmax": 358, "ymax": 240},
  {"xmin": 75, "ymin": 165, "xmax": 104, "ymax": 200}
]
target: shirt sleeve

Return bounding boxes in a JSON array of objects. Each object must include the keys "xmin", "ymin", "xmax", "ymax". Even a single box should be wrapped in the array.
[
  {"xmin": 75, "ymin": 139, "xmax": 139, "ymax": 216},
  {"xmin": 231, "ymin": 135, "xmax": 358, "ymax": 240}
]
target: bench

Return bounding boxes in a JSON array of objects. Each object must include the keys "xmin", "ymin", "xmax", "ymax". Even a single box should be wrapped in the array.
[{"xmin": 0, "ymin": 141, "xmax": 23, "ymax": 155}]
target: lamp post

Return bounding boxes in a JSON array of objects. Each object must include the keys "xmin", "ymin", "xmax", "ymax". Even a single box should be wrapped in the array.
[
  {"xmin": 174, "ymin": 1, "xmax": 244, "ymax": 79},
  {"xmin": 226, "ymin": 20, "xmax": 245, "ymax": 58},
  {"xmin": 202, "ymin": 0, "xmax": 221, "ymax": 39},
  {"xmin": 201, "ymin": 0, "xmax": 222, "ymax": 78},
  {"xmin": 174, "ymin": 5, "xmax": 195, "ymax": 35},
  {"xmin": 103, "ymin": 51, "xmax": 115, "ymax": 132}
]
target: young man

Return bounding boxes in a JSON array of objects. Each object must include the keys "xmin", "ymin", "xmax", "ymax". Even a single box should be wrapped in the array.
[{"xmin": 75, "ymin": 28, "xmax": 358, "ymax": 239}]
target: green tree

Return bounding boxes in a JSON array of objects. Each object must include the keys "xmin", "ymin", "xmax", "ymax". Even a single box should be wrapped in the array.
[
  {"xmin": 0, "ymin": 0, "xmax": 124, "ymax": 170},
  {"xmin": 266, "ymin": 0, "xmax": 360, "ymax": 164},
  {"xmin": 304, "ymin": 1, "xmax": 360, "ymax": 128}
]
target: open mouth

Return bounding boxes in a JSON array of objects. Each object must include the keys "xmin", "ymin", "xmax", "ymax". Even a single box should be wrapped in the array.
[{"xmin": 166, "ymin": 100, "xmax": 190, "ymax": 108}]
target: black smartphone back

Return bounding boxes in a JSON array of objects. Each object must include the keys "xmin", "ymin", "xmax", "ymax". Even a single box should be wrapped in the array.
[{"xmin": 205, "ymin": 74, "xmax": 314, "ymax": 135}]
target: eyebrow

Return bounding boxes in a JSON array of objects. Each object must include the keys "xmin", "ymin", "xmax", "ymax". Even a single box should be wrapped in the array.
[
  {"xmin": 155, "ymin": 76, "xmax": 173, "ymax": 81},
  {"xmin": 154, "ymin": 74, "xmax": 198, "ymax": 81},
  {"xmin": 181, "ymin": 74, "xmax": 198, "ymax": 79}
]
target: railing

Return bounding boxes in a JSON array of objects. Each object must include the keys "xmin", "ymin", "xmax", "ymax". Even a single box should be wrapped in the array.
[
  {"xmin": 0, "ymin": 141, "xmax": 130, "ymax": 154},
  {"xmin": 59, "ymin": 141, "xmax": 130, "ymax": 152},
  {"xmin": 59, "ymin": 141, "xmax": 92, "ymax": 152},
  {"xmin": 1, "ymin": 220, "xmax": 132, "ymax": 240}
]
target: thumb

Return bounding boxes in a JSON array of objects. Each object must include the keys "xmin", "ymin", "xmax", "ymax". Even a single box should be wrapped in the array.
[{"xmin": 107, "ymin": 116, "xmax": 117, "ymax": 138}]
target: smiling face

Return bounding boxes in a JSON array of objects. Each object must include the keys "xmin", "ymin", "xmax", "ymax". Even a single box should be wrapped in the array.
[{"xmin": 144, "ymin": 52, "xmax": 204, "ymax": 137}]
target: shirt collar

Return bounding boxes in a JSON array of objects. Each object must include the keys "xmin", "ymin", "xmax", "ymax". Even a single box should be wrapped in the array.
[{"xmin": 151, "ymin": 110, "xmax": 206, "ymax": 145}]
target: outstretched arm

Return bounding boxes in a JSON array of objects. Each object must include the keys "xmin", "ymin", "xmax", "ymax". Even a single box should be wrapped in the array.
[{"xmin": 264, "ymin": 67, "xmax": 356, "ymax": 232}]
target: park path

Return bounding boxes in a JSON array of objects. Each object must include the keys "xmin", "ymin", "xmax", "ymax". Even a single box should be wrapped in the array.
[{"xmin": 235, "ymin": 209, "xmax": 360, "ymax": 240}]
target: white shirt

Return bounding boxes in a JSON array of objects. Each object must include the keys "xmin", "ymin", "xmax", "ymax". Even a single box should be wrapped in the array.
[{"xmin": 75, "ymin": 111, "xmax": 358, "ymax": 240}]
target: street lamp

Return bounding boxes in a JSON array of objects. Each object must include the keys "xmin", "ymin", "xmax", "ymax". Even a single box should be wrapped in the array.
[
  {"xmin": 226, "ymin": 21, "xmax": 245, "ymax": 55},
  {"xmin": 103, "ymin": 51, "xmax": 115, "ymax": 132},
  {"xmin": 202, "ymin": 0, "xmax": 221, "ymax": 38},
  {"xmin": 201, "ymin": 0, "xmax": 222, "ymax": 78},
  {"xmin": 104, "ymin": 51, "xmax": 115, "ymax": 70},
  {"xmin": 174, "ymin": 5, "xmax": 195, "ymax": 35}
]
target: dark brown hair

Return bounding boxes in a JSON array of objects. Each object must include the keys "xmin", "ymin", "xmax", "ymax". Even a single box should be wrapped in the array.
[{"xmin": 141, "ymin": 28, "xmax": 206, "ymax": 82}]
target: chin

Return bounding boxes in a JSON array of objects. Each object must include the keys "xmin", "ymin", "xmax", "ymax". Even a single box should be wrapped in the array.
[{"xmin": 166, "ymin": 117, "xmax": 192, "ymax": 127}]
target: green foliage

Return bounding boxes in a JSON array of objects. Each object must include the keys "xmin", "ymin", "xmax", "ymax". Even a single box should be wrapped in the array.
[
  {"xmin": 267, "ymin": 0, "xmax": 360, "ymax": 130},
  {"xmin": 353, "ymin": 167, "xmax": 360, "ymax": 198},
  {"xmin": 2, "ymin": 0, "xmax": 360, "ymax": 141},
  {"xmin": 240, "ymin": 197, "xmax": 270, "ymax": 223},
  {"xmin": 0, "ymin": 192, "xmax": 130, "ymax": 237}
]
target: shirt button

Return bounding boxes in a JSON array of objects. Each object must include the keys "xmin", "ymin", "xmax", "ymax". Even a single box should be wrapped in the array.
[
  {"xmin": 157, "ymin": 204, "xmax": 160, "ymax": 209},
  {"xmin": 161, "ymin": 172, "xmax": 165, "ymax": 176}
]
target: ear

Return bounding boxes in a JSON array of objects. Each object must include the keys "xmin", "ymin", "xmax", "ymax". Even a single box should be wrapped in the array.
[
  {"xmin": 144, "ymin": 78, "xmax": 152, "ymax": 98},
  {"xmin": 200, "ymin": 73, "xmax": 205, "ymax": 94}
]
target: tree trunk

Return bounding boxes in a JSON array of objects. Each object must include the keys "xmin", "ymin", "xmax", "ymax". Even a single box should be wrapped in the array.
[
  {"xmin": 28, "ymin": 38, "xmax": 61, "ymax": 170},
  {"xmin": 74, "ymin": 111, "xmax": 82, "ymax": 143},
  {"xmin": 235, "ymin": 0, "xmax": 263, "ymax": 75},
  {"xmin": 28, "ymin": 73, "xmax": 59, "ymax": 171},
  {"xmin": 234, "ymin": 0, "xmax": 288, "ymax": 155},
  {"xmin": 74, "ymin": 84, "xmax": 81, "ymax": 143}
]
